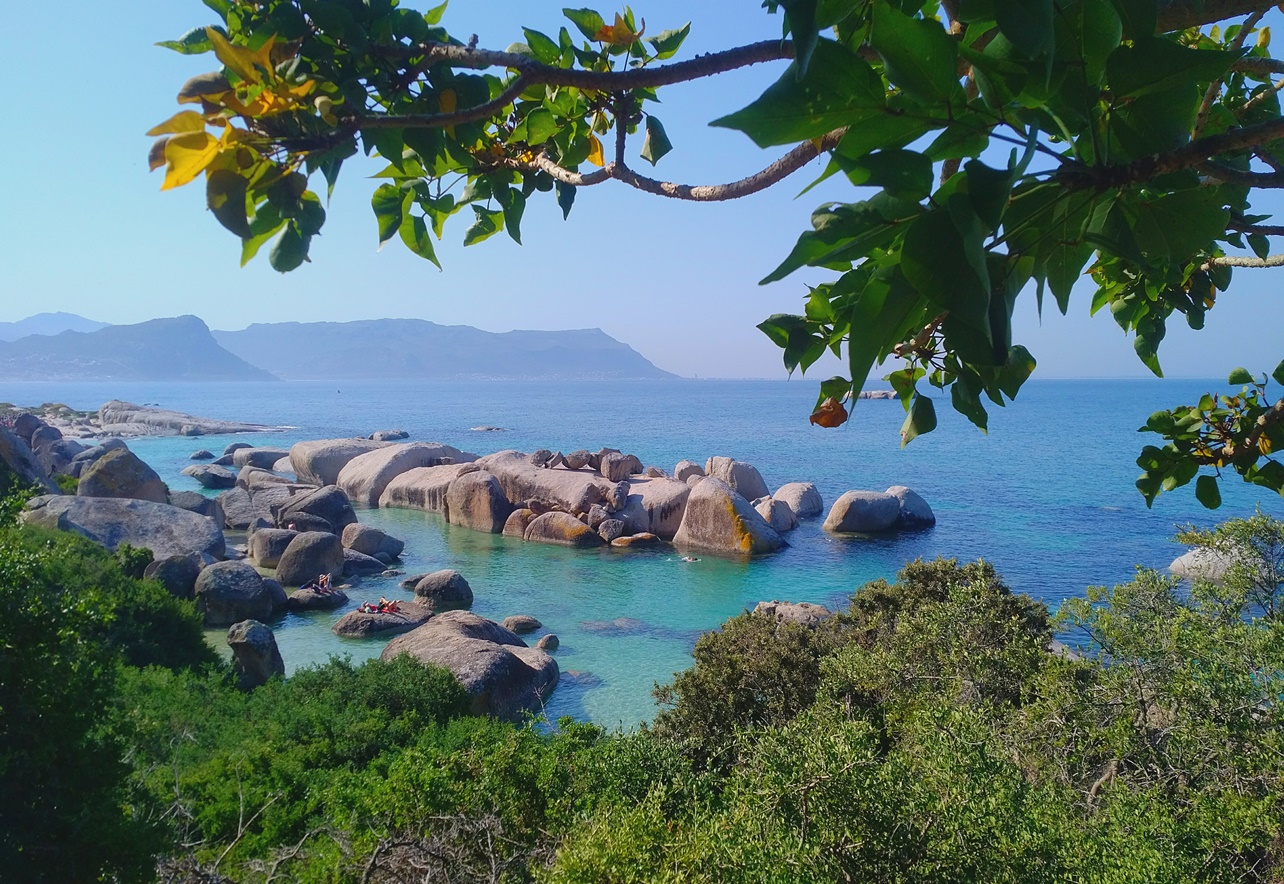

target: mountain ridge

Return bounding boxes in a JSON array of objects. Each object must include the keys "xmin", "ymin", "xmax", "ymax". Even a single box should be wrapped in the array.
[{"xmin": 0, "ymin": 312, "xmax": 110, "ymax": 342}]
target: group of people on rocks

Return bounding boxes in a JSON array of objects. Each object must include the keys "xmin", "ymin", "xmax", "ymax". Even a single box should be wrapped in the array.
[{"xmin": 357, "ymin": 597, "xmax": 400, "ymax": 615}]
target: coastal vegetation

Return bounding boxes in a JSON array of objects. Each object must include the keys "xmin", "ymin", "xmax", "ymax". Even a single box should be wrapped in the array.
[
  {"xmin": 3, "ymin": 479, "xmax": 1281, "ymax": 881},
  {"xmin": 150, "ymin": 0, "xmax": 1284, "ymax": 508}
]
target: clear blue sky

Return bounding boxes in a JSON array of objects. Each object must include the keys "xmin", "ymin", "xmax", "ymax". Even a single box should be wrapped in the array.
[{"xmin": 2, "ymin": 1, "xmax": 1281, "ymax": 380}]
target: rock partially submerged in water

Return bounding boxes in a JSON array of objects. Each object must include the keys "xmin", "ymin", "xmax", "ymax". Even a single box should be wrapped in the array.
[
  {"xmin": 182, "ymin": 463, "xmax": 236, "ymax": 489},
  {"xmin": 413, "ymin": 569, "xmax": 474, "ymax": 609},
  {"xmin": 333, "ymin": 601, "xmax": 432, "ymax": 638},
  {"xmin": 774, "ymin": 482, "xmax": 823, "ymax": 519},
  {"xmin": 704, "ymin": 456, "xmax": 770, "ymax": 502},
  {"xmin": 886, "ymin": 485, "xmax": 935, "ymax": 527},
  {"xmin": 524, "ymin": 511, "xmax": 604, "ymax": 548},
  {"xmin": 289, "ymin": 438, "xmax": 388, "ymax": 486},
  {"xmin": 196, "ymin": 561, "xmax": 278, "ymax": 626},
  {"xmin": 823, "ymin": 491, "xmax": 900, "ymax": 534},
  {"xmin": 382, "ymin": 611, "xmax": 559, "ymax": 720},
  {"xmin": 673, "ymin": 477, "xmax": 785, "ymax": 556},
  {"xmin": 275, "ymin": 531, "xmax": 345, "ymax": 586},
  {"xmin": 98, "ymin": 400, "xmax": 273, "ymax": 437},
  {"xmin": 446, "ymin": 470, "xmax": 512, "ymax": 533},
  {"xmin": 379, "ymin": 462, "xmax": 473, "ymax": 512},
  {"xmin": 754, "ymin": 497, "xmax": 799, "ymax": 533},
  {"xmin": 341, "ymin": 523, "xmax": 404, "ymax": 559},
  {"xmin": 287, "ymin": 586, "xmax": 348, "ymax": 612},
  {"xmin": 337, "ymin": 441, "xmax": 476, "ymax": 507}
]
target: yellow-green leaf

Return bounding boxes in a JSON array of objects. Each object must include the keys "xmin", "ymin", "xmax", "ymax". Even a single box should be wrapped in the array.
[
  {"xmin": 587, "ymin": 133, "xmax": 605, "ymax": 167},
  {"xmin": 147, "ymin": 110, "xmax": 209, "ymax": 137},
  {"xmin": 161, "ymin": 132, "xmax": 220, "ymax": 191}
]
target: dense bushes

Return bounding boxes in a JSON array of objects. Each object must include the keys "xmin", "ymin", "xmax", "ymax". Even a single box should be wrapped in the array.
[{"xmin": 3, "ymin": 504, "xmax": 1282, "ymax": 882}]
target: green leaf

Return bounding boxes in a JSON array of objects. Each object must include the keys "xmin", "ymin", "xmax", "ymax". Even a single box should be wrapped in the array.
[
  {"xmin": 1228, "ymin": 366, "xmax": 1255, "ymax": 384},
  {"xmin": 846, "ymin": 270, "xmax": 930, "ymax": 395},
  {"xmin": 647, "ymin": 23, "xmax": 690, "ymax": 59},
  {"xmin": 206, "ymin": 170, "xmax": 251, "ymax": 238},
  {"xmin": 1248, "ymin": 232, "xmax": 1270, "ymax": 259},
  {"xmin": 870, "ymin": 3, "xmax": 962, "ymax": 105},
  {"xmin": 964, "ymin": 159, "xmax": 1014, "ymax": 230},
  {"xmin": 399, "ymin": 214, "xmax": 441, "ymax": 268},
  {"xmin": 269, "ymin": 223, "xmax": 309, "ymax": 272},
  {"xmin": 556, "ymin": 182, "xmax": 576, "ymax": 219},
  {"xmin": 157, "ymin": 25, "xmax": 225, "ymax": 55},
  {"xmin": 524, "ymin": 108, "xmax": 560, "ymax": 145},
  {"xmin": 1194, "ymin": 474, "xmax": 1222, "ymax": 509},
  {"xmin": 296, "ymin": 191, "xmax": 326, "ymax": 237},
  {"xmin": 1134, "ymin": 312, "xmax": 1166, "ymax": 377},
  {"xmin": 781, "ymin": 0, "xmax": 820, "ymax": 76},
  {"xmin": 900, "ymin": 394, "xmax": 938, "ymax": 447},
  {"xmin": 1106, "ymin": 41, "xmax": 1240, "ymax": 100},
  {"xmin": 424, "ymin": 1, "xmax": 449, "ymax": 25},
  {"xmin": 563, "ymin": 8, "xmax": 606, "ymax": 40},
  {"xmin": 1272, "ymin": 358, "xmax": 1284, "ymax": 386},
  {"xmin": 363, "ymin": 127, "xmax": 405, "ymax": 171},
  {"xmin": 371, "ymin": 183, "xmax": 405, "ymax": 247},
  {"xmin": 951, "ymin": 378, "xmax": 990, "ymax": 431},
  {"xmin": 843, "ymin": 149, "xmax": 933, "ymax": 201},
  {"xmin": 1110, "ymin": 0, "xmax": 1155, "ymax": 41},
  {"xmin": 640, "ymin": 116, "xmax": 673, "ymax": 165},
  {"xmin": 757, "ymin": 314, "xmax": 822, "ymax": 374},
  {"xmin": 463, "ymin": 206, "xmax": 504, "ymax": 246},
  {"xmin": 201, "ymin": 0, "xmax": 231, "ymax": 21},
  {"xmin": 711, "ymin": 39, "xmax": 885, "ymax": 148},
  {"xmin": 493, "ymin": 187, "xmax": 526, "ymax": 244},
  {"xmin": 522, "ymin": 28, "xmax": 561, "ymax": 64},
  {"xmin": 993, "ymin": 0, "xmax": 1054, "ymax": 59},
  {"xmin": 902, "ymin": 205, "xmax": 991, "ymax": 336}
]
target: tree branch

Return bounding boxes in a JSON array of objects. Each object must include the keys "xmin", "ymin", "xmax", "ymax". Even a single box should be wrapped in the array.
[
  {"xmin": 518, "ymin": 128, "xmax": 847, "ymax": 201},
  {"xmin": 1229, "ymin": 221, "xmax": 1284, "ymax": 236},
  {"xmin": 1202, "ymin": 253, "xmax": 1284, "ymax": 267},
  {"xmin": 1157, "ymin": 0, "xmax": 1279, "ymax": 30},
  {"xmin": 1199, "ymin": 161, "xmax": 1284, "ymax": 187}
]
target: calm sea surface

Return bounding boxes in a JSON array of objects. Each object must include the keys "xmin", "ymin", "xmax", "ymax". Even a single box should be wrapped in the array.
[{"xmin": 8, "ymin": 378, "xmax": 1283, "ymax": 726}]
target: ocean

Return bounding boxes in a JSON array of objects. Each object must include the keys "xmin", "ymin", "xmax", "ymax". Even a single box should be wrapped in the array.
[{"xmin": 8, "ymin": 377, "xmax": 1283, "ymax": 727}]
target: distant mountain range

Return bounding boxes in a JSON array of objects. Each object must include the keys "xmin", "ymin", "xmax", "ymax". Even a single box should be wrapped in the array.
[
  {"xmin": 0, "ymin": 316, "xmax": 275, "ymax": 382},
  {"xmin": 213, "ymin": 319, "xmax": 675, "ymax": 380},
  {"xmin": 0, "ymin": 314, "xmax": 675, "ymax": 381},
  {"xmin": 0, "ymin": 312, "xmax": 109, "ymax": 342}
]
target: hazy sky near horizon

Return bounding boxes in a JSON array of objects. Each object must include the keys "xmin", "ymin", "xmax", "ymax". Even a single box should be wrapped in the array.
[{"xmin": 2, "ymin": 1, "xmax": 1283, "ymax": 380}]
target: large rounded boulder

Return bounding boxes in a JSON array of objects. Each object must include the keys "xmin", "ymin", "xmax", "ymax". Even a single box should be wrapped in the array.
[
  {"xmin": 143, "ymin": 555, "xmax": 202, "ymax": 600},
  {"xmin": 181, "ymin": 463, "xmax": 237, "ymax": 489},
  {"xmin": 704, "ymin": 456, "xmax": 770, "ymax": 502},
  {"xmin": 774, "ymin": 482, "xmax": 823, "ymax": 519},
  {"xmin": 446, "ymin": 470, "xmax": 512, "ymax": 533},
  {"xmin": 78, "ymin": 447, "xmax": 167, "ymax": 503},
  {"xmin": 248, "ymin": 528, "xmax": 299, "ymax": 568},
  {"xmin": 274, "ymin": 531, "xmax": 345, "ymax": 586},
  {"xmin": 195, "ymin": 561, "xmax": 277, "ymax": 626},
  {"xmin": 673, "ymin": 477, "xmax": 785, "ymax": 555},
  {"xmin": 21, "ymin": 496, "xmax": 226, "ymax": 563},
  {"xmin": 886, "ymin": 485, "xmax": 936, "ymax": 528},
  {"xmin": 232, "ymin": 447, "xmax": 291, "ymax": 470},
  {"xmin": 337, "ymin": 442, "xmax": 475, "ymax": 507},
  {"xmin": 524, "ymin": 511, "xmax": 604, "ymax": 548},
  {"xmin": 823, "ymin": 491, "xmax": 901, "ymax": 534},
  {"xmin": 754, "ymin": 497, "xmax": 799, "ymax": 533},
  {"xmin": 332, "ymin": 601, "xmax": 433, "ymax": 638},
  {"xmin": 226, "ymin": 620, "xmax": 285, "ymax": 689},
  {"xmin": 0, "ymin": 426, "xmax": 55, "ymax": 493},
  {"xmin": 340, "ymin": 523, "xmax": 404, "ymax": 559},
  {"xmin": 382, "ymin": 611, "xmax": 559, "ymax": 720},
  {"xmin": 276, "ymin": 485, "xmax": 357, "ymax": 532},
  {"xmin": 289, "ymin": 438, "xmax": 388, "ymax": 486},
  {"xmin": 414, "ymin": 569, "xmax": 474, "ymax": 609}
]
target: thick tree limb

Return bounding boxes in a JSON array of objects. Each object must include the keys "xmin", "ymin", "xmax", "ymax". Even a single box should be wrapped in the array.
[
  {"xmin": 1157, "ymin": 0, "xmax": 1279, "ymax": 30},
  {"xmin": 1202, "ymin": 254, "xmax": 1284, "ymax": 267},
  {"xmin": 1200, "ymin": 161, "xmax": 1284, "ymax": 187},
  {"xmin": 1229, "ymin": 221, "xmax": 1284, "ymax": 235}
]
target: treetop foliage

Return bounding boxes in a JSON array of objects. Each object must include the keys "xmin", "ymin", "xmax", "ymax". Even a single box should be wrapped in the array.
[{"xmin": 153, "ymin": 0, "xmax": 1284, "ymax": 507}]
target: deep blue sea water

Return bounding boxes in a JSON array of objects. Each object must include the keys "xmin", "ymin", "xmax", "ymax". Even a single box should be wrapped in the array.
[{"xmin": 8, "ymin": 378, "xmax": 1283, "ymax": 726}]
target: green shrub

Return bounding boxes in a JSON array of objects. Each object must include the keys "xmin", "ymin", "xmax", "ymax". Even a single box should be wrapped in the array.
[{"xmin": 54, "ymin": 472, "xmax": 79, "ymax": 494}]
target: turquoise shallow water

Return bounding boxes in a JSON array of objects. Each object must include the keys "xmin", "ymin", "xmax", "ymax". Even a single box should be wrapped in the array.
[{"xmin": 9, "ymin": 378, "xmax": 1284, "ymax": 726}]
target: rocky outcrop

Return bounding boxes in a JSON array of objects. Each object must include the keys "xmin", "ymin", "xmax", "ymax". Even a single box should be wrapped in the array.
[
  {"xmin": 343, "ymin": 548, "xmax": 387, "ymax": 577},
  {"xmin": 474, "ymin": 450, "xmax": 615, "ymax": 517},
  {"xmin": 182, "ymin": 463, "xmax": 237, "ymax": 489},
  {"xmin": 823, "ymin": 491, "xmax": 901, "ymax": 533},
  {"xmin": 22, "ymin": 495, "xmax": 226, "ymax": 563},
  {"xmin": 168, "ymin": 491, "xmax": 225, "ymax": 525},
  {"xmin": 599, "ymin": 452, "xmax": 643, "ymax": 482},
  {"xmin": 340, "ymin": 523, "xmax": 404, "ymax": 559},
  {"xmin": 232, "ymin": 447, "xmax": 291, "ymax": 470},
  {"xmin": 77, "ymin": 447, "xmax": 167, "ymax": 503},
  {"xmin": 536, "ymin": 634, "xmax": 559, "ymax": 650},
  {"xmin": 289, "ymin": 438, "xmax": 388, "ymax": 486},
  {"xmin": 248, "ymin": 528, "xmax": 298, "ymax": 568},
  {"xmin": 378, "ymin": 463, "xmax": 473, "ymax": 512},
  {"xmin": 774, "ymin": 482, "xmax": 823, "ymax": 519},
  {"xmin": 502, "ymin": 615, "xmax": 542, "ymax": 634},
  {"xmin": 369, "ymin": 429, "xmax": 409, "ymax": 442},
  {"xmin": 611, "ymin": 532, "xmax": 661, "ymax": 548},
  {"xmin": 673, "ymin": 477, "xmax": 785, "ymax": 555},
  {"xmin": 413, "ymin": 569, "xmax": 474, "ymax": 610},
  {"xmin": 190, "ymin": 449, "xmax": 214, "ymax": 460},
  {"xmin": 503, "ymin": 508, "xmax": 536, "ymax": 538},
  {"xmin": 143, "ymin": 555, "xmax": 202, "ymax": 599},
  {"xmin": 98, "ymin": 400, "xmax": 273, "ymax": 436},
  {"xmin": 332, "ymin": 601, "xmax": 432, "ymax": 638},
  {"xmin": 446, "ymin": 470, "xmax": 512, "ymax": 533},
  {"xmin": 704, "ymin": 456, "xmax": 770, "ymax": 502},
  {"xmin": 672, "ymin": 459, "xmax": 703, "ymax": 480},
  {"xmin": 227, "ymin": 620, "xmax": 285, "ymax": 689},
  {"xmin": 753, "ymin": 600, "xmax": 834, "ymax": 627},
  {"xmin": 195, "ymin": 561, "xmax": 278, "ymax": 626},
  {"xmin": 754, "ymin": 497, "xmax": 799, "ymax": 533},
  {"xmin": 287, "ymin": 587, "xmax": 349, "ymax": 611},
  {"xmin": 886, "ymin": 485, "xmax": 936, "ymax": 527},
  {"xmin": 34, "ymin": 438, "xmax": 86, "ymax": 477},
  {"xmin": 276, "ymin": 486, "xmax": 357, "ymax": 532},
  {"xmin": 1170, "ymin": 548, "xmax": 1234, "ymax": 581},
  {"xmin": 336, "ymin": 442, "xmax": 476, "ymax": 506},
  {"xmin": 237, "ymin": 466, "xmax": 292, "ymax": 491},
  {"xmin": 216, "ymin": 487, "xmax": 259, "ymax": 530},
  {"xmin": 382, "ymin": 611, "xmax": 559, "ymax": 720},
  {"xmin": 524, "ymin": 511, "xmax": 604, "ymax": 548},
  {"xmin": 66, "ymin": 439, "xmax": 128, "ymax": 479},
  {"xmin": 614, "ymin": 477, "xmax": 691, "ymax": 541},
  {"xmin": 275, "ymin": 531, "xmax": 345, "ymax": 586},
  {"xmin": 0, "ymin": 426, "xmax": 55, "ymax": 493}
]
